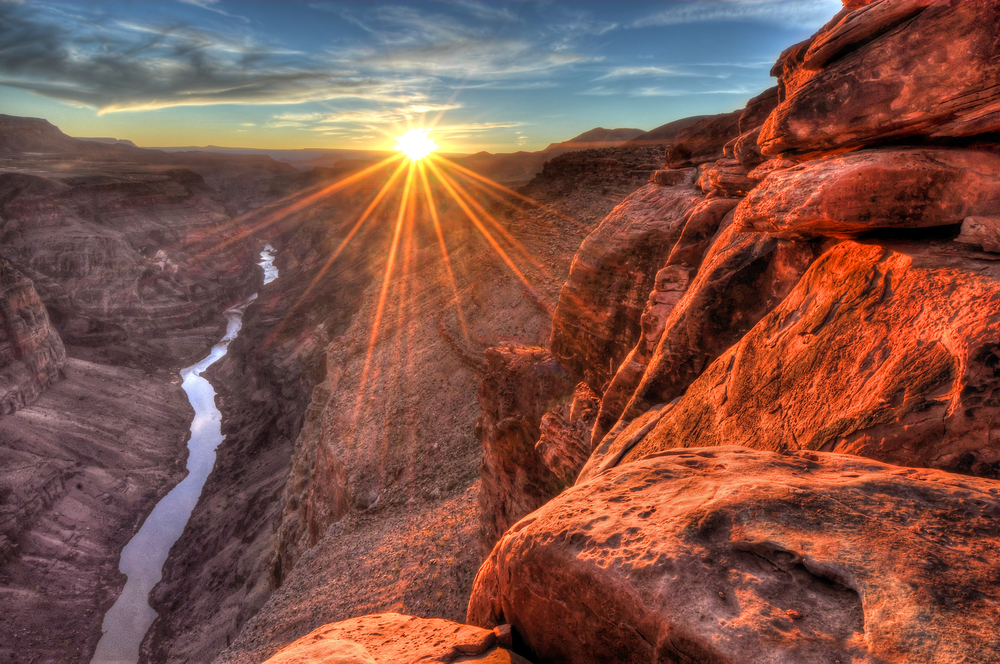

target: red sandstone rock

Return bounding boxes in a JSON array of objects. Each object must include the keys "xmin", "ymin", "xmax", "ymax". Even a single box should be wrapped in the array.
[
  {"xmin": 469, "ymin": 447, "xmax": 1000, "ymax": 664},
  {"xmin": 665, "ymin": 111, "xmax": 743, "ymax": 169},
  {"xmin": 477, "ymin": 346, "xmax": 575, "ymax": 550},
  {"xmin": 738, "ymin": 86, "xmax": 779, "ymax": 134},
  {"xmin": 700, "ymin": 159, "xmax": 755, "ymax": 197},
  {"xmin": 0, "ymin": 258, "xmax": 66, "ymax": 414},
  {"xmin": 588, "ymin": 222, "xmax": 822, "ymax": 457},
  {"xmin": 736, "ymin": 149, "xmax": 1000, "ymax": 239},
  {"xmin": 618, "ymin": 240, "xmax": 1000, "ymax": 479},
  {"xmin": 956, "ymin": 216, "xmax": 1000, "ymax": 253},
  {"xmin": 550, "ymin": 183, "xmax": 704, "ymax": 389},
  {"xmin": 534, "ymin": 382, "xmax": 600, "ymax": 490},
  {"xmin": 760, "ymin": 0, "xmax": 1000, "ymax": 155},
  {"xmin": 262, "ymin": 613, "xmax": 531, "ymax": 664}
]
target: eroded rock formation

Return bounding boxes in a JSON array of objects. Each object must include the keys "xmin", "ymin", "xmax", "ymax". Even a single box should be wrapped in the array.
[
  {"xmin": 470, "ymin": 447, "xmax": 1000, "ymax": 664},
  {"xmin": 0, "ymin": 258, "xmax": 65, "ymax": 414}
]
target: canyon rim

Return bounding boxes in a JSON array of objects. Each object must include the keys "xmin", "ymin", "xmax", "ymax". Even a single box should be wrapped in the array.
[{"xmin": 0, "ymin": 1, "xmax": 998, "ymax": 663}]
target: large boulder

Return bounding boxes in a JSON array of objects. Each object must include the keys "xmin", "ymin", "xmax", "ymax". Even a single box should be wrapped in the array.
[
  {"xmin": 735, "ymin": 148, "xmax": 1000, "ymax": 239},
  {"xmin": 760, "ymin": 0, "xmax": 1000, "ymax": 155},
  {"xmin": 469, "ymin": 447, "xmax": 1000, "ymax": 664},
  {"xmin": 550, "ymin": 183, "xmax": 704, "ymax": 390},
  {"xmin": 620, "ymin": 240, "xmax": 1000, "ymax": 479},
  {"xmin": 262, "ymin": 613, "xmax": 530, "ymax": 664}
]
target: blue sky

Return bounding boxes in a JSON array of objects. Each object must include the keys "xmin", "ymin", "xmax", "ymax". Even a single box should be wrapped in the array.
[{"xmin": 0, "ymin": 0, "xmax": 842, "ymax": 152}]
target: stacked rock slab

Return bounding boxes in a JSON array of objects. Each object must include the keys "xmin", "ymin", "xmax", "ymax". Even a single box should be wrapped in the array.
[
  {"xmin": 262, "ymin": 613, "xmax": 531, "ymax": 664},
  {"xmin": 470, "ymin": 447, "xmax": 1000, "ymax": 664},
  {"xmin": 0, "ymin": 258, "xmax": 66, "ymax": 414}
]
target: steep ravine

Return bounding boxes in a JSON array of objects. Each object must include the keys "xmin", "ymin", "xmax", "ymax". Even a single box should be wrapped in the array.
[{"xmin": 139, "ymin": 151, "xmax": 660, "ymax": 664}]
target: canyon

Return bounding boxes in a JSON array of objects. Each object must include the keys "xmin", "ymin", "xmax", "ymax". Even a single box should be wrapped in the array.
[{"xmin": 0, "ymin": 0, "xmax": 998, "ymax": 663}]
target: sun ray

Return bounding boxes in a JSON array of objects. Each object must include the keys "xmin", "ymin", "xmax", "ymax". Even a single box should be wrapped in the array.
[
  {"xmin": 264, "ymin": 158, "xmax": 410, "ymax": 348},
  {"xmin": 424, "ymin": 158, "xmax": 548, "ymax": 314},
  {"xmin": 416, "ymin": 160, "xmax": 470, "ymax": 341},
  {"xmin": 356, "ymin": 160, "xmax": 416, "ymax": 406},
  {"xmin": 436, "ymin": 155, "xmax": 588, "ymax": 232},
  {"xmin": 185, "ymin": 153, "xmax": 405, "ymax": 268},
  {"xmin": 431, "ymin": 159, "xmax": 551, "ymax": 280}
]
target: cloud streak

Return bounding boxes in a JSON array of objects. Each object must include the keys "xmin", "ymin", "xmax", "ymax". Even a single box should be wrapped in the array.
[
  {"xmin": 630, "ymin": 1, "xmax": 842, "ymax": 29},
  {"xmin": 0, "ymin": 2, "xmax": 428, "ymax": 113}
]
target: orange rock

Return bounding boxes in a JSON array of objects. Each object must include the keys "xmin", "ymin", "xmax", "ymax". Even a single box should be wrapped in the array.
[
  {"xmin": 618, "ymin": 240, "xmax": 1000, "ymax": 479},
  {"xmin": 262, "ymin": 613, "xmax": 530, "ymax": 663},
  {"xmin": 665, "ymin": 111, "xmax": 743, "ymax": 169},
  {"xmin": 736, "ymin": 148, "xmax": 1000, "ymax": 239},
  {"xmin": 760, "ymin": 0, "xmax": 1000, "ymax": 155},
  {"xmin": 550, "ymin": 183, "xmax": 704, "ymax": 390},
  {"xmin": 469, "ymin": 447, "xmax": 1000, "ymax": 664}
]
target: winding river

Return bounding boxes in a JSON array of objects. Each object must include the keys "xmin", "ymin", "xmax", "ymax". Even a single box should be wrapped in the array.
[{"xmin": 91, "ymin": 245, "xmax": 278, "ymax": 664}]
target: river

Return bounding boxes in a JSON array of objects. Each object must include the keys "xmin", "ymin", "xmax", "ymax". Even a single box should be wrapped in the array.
[{"xmin": 90, "ymin": 245, "xmax": 278, "ymax": 664}]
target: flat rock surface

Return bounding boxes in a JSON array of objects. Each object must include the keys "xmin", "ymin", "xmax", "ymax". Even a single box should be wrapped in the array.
[
  {"xmin": 260, "ymin": 613, "xmax": 530, "ymax": 664},
  {"xmin": 0, "ymin": 356, "xmax": 190, "ymax": 663},
  {"xmin": 621, "ymin": 240, "xmax": 1000, "ymax": 479},
  {"xmin": 469, "ymin": 446, "xmax": 1000, "ymax": 664},
  {"xmin": 736, "ymin": 149, "xmax": 1000, "ymax": 239}
]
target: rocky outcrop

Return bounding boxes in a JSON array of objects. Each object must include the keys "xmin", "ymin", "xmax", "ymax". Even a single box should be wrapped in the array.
[
  {"xmin": 957, "ymin": 216, "xmax": 1000, "ymax": 253},
  {"xmin": 549, "ymin": 183, "xmax": 704, "ymax": 389},
  {"xmin": 760, "ymin": 0, "xmax": 1000, "ymax": 156},
  {"xmin": 664, "ymin": 111, "xmax": 743, "ymax": 168},
  {"xmin": 261, "ymin": 613, "xmax": 530, "ymax": 664},
  {"xmin": 476, "ymin": 347, "xmax": 575, "ymax": 550},
  {"xmin": 736, "ymin": 148, "xmax": 1000, "ymax": 239},
  {"xmin": 0, "ymin": 258, "xmax": 66, "ymax": 414},
  {"xmin": 610, "ymin": 240, "xmax": 1000, "ymax": 479},
  {"xmin": 470, "ymin": 447, "xmax": 1000, "ymax": 664}
]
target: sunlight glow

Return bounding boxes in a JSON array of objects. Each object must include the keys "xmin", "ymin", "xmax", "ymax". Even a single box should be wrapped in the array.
[{"xmin": 395, "ymin": 127, "xmax": 437, "ymax": 161}]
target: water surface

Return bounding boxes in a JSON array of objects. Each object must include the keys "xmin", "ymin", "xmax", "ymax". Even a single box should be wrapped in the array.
[{"xmin": 91, "ymin": 245, "xmax": 277, "ymax": 664}]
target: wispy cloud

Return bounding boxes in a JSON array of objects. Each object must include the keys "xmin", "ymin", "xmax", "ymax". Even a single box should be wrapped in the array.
[
  {"xmin": 630, "ymin": 1, "xmax": 841, "ymax": 29},
  {"xmin": 595, "ymin": 66, "xmax": 720, "ymax": 81},
  {"xmin": 0, "ymin": 2, "xmax": 429, "ymax": 113}
]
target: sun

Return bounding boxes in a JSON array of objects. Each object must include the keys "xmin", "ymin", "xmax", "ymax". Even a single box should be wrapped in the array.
[{"xmin": 395, "ymin": 127, "xmax": 437, "ymax": 161}]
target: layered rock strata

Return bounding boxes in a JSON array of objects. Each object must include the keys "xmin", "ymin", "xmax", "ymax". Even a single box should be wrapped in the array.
[{"xmin": 0, "ymin": 258, "xmax": 65, "ymax": 414}]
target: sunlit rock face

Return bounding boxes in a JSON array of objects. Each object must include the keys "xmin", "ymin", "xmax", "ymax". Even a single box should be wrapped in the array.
[
  {"xmin": 470, "ymin": 447, "xmax": 1000, "ymax": 664},
  {"xmin": 260, "ymin": 613, "xmax": 531, "ymax": 664},
  {"xmin": 664, "ymin": 111, "xmax": 743, "ymax": 169},
  {"xmin": 760, "ymin": 0, "xmax": 1000, "ymax": 156},
  {"xmin": 612, "ymin": 241, "xmax": 1000, "ymax": 479},
  {"xmin": 736, "ymin": 149, "xmax": 1000, "ymax": 239},
  {"xmin": 0, "ymin": 257, "xmax": 66, "ymax": 414},
  {"xmin": 549, "ymin": 183, "xmax": 704, "ymax": 391},
  {"xmin": 475, "ymin": 346, "xmax": 577, "ymax": 551}
]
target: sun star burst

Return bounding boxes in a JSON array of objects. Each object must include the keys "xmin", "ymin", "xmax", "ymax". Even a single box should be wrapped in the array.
[{"xmin": 395, "ymin": 127, "xmax": 437, "ymax": 161}]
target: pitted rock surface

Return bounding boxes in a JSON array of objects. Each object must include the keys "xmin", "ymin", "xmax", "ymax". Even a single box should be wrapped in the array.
[{"xmin": 469, "ymin": 446, "xmax": 1000, "ymax": 664}]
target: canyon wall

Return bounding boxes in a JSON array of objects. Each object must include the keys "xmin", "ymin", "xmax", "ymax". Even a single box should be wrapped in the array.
[
  {"xmin": 0, "ymin": 119, "xmax": 308, "ymax": 662},
  {"xmin": 468, "ymin": 2, "xmax": 1000, "ymax": 662}
]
